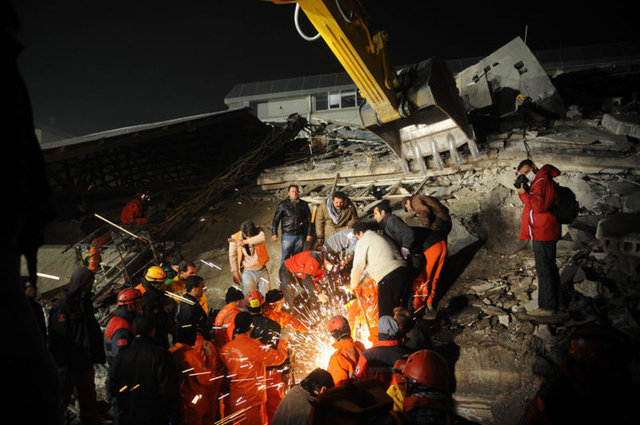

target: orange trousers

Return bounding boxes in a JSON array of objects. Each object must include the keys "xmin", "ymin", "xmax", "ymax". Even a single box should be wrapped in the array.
[
  {"xmin": 86, "ymin": 232, "xmax": 111, "ymax": 272},
  {"xmin": 413, "ymin": 240, "xmax": 447, "ymax": 310},
  {"xmin": 265, "ymin": 369, "xmax": 286, "ymax": 423}
]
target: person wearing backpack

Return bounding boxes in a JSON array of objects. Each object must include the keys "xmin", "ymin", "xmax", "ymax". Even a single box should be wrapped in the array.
[{"xmin": 515, "ymin": 160, "xmax": 563, "ymax": 317}]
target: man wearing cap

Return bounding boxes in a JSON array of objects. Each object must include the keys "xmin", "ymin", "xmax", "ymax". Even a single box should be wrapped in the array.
[
  {"xmin": 354, "ymin": 316, "xmax": 412, "ymax": 388},
  {"xmin": 264, "ymin": 289, "xmax": 309, "ymax": 332},
  {"xmin": 327, "ymin": 315, "xmax": 365, "ymax": 387},
  {"xmin": 213, "ymin": 286, "xmax": 244, "ymax": 350},
  {"xmin": 175, "ymin": 275, "xmax": 211, "ymax": 345},
  {"xmin": 220, "ymin": 311, "xmax": 289, "ymax": 425}
]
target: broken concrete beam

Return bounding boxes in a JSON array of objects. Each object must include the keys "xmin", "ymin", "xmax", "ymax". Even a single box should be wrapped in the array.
[{"xmin": 601, "ymin": 112, "xmax": 640, "ymax": 138}]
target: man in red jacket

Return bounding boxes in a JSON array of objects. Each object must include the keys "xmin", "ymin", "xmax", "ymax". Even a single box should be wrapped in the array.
[{"xmin": 516, "ymin": 160, "xmax": 562, "ymax": 317}]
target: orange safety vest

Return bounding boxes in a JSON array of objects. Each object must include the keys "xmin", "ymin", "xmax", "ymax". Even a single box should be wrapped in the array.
[{"xmin": 233, "ymin": 231, "xmax": 270, "ymax": 271}]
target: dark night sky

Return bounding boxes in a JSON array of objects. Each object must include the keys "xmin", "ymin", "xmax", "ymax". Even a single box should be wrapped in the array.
[{"xmin": 12, "ymin": 1, "xmax": 639, "ymax": 137}]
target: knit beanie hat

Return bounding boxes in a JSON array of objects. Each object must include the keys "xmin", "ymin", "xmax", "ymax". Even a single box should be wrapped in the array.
[
  {"xmin": 225, "ymin": 286, "xmax": 244, "ymax": 303},
  {"xmin": 234, "ymin": 311, "xmax": 253, "ymax": 334},
  {"xmin": 265, "ymin": 289, "xmax": 285, "ymax": 304}
]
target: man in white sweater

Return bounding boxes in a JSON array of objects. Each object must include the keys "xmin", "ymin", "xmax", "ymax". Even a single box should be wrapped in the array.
[{"xmin": 350, "ymin": 221, "xmax": 413, "ymax": 318}]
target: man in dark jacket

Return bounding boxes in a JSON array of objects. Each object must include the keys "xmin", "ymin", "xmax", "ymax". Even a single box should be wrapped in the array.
[
  {"xmin": 135, "ymin": 266, "xmax": 172, "ymax": 348},
  {"xmin": 271, "ymin": 184, "xmax": 313, "ymax": 263},
  {"xmin": 104, "ymin": 288, "xmax": 143, "ymax": 367},
  {"xmin": 373, "ymin": 200, "xmax": 422, "ymax": 277},
  {"xmin": 108, "ymin": 314, "xmax": 181, "ymax": 425},
  {"xmin": 48, "ymin": 266, "xmax": 106, "ymax": 425},
  {"xmin": 515, "ymin": 160, "xmax": 562, "ymax": 317},
  {"xmin": 175, "ymin": 275, "xmax": 211, "ymax": 345}
]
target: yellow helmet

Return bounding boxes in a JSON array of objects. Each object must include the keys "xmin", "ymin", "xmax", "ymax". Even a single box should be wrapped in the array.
[{"xmin": 144, "ymin": 266, "xmax": 166, "ymax": 283}]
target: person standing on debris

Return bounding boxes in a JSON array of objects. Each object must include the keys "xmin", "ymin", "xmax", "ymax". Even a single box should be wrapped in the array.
[
  {"xmin": 373, "ymin": 200, "xmax": 422, "ymax": 276},
  {"xmin": 170, "ymin": 334, "xmax": 224, "ymax": 425},
  {"xmin": 108, "ymin": 314, "xmax": 181, "ymax": 425},
  {"xmin": 403, "ymin": 194, "xmax": 452, "ymax": 238},
  {"xmin": 245, "ymin": 290, "xmax": 290, "ymax": 423},
  {"xmin": 22, "ymin": 276, "xmax": 47, "ymax": 339},
  {"xmin": 271, "ymin": 184, "xmax": 314, "ymax": 263},
  {"xmin": 175, "ymin": 275, "xmax": 212, "ymax": 345},
  {"xmin": 327, "ymin": 315, "xmax": 365, "ymax": 387},
  {"xmin": 219, "ymin": 311, "xmax": 289, "ymax": 425},
  {"xmin": 213, "ymin": 286, "xmax": 245, "ymax": 350},
  {"xmin": 229, "ymin": 220, "xmax": 271, "ymax": 295},
  {"xmin": 167, "ymin": 260, "xmax": 209, "ymax": 313},
  {"xmin": 136, "ymin": 266, "xmax": 172, "ymax": 348},
  {"xmin": 120, "ymin": 192, "xmax": 149, "ymax": 225},
  {"xmin": 354, "ymin": 316, "xmax": 412, "ymax": 389},
  {"xmin": 411, "ymin": 225, "xmax": 448, "ymax": 313},
  {"xmin": 104, "ymin": 288, "xmax": 143, "ymax": 367},
  {"xmin": 278, "ymin": 249, "xmax": 337, "ymax": 308},
  {"xmin": 48, "ymin": 266, "xmax": 106, "ymax": 425},
  {"xmin": 515, "ymin": 160, "xmax": 562, "ymax": 317},
  {"xmin": 350, "ymin": 221, "xmax": 412, "ymax": 318},
  {"xmin": 271, "ymin": 368, "xmax": 335, "ymax": 425},
  {"xmin": 315, "ymin": 191, "xmax": 358, "ymax": 245}
]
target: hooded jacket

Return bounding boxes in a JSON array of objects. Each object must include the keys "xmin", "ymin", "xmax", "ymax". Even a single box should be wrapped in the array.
[
  {"xmin": 48, "ymin": 267, "xmax": 105, "ymax": 371},
  {"xmin": 518, "ymin": 164, "xmax": 561, "ymax": 241},
  {"xmin": 327, "ymin": 337, "xmax": 365, "ymax": 386}
]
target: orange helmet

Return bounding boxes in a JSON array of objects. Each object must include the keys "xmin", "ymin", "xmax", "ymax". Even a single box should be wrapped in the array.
[
  {"xmin": 328, "ymin": 315, "xmax": 350, "ymax": 339},
  {"xmin": 117, "ymin": 288, "xmax": 142, "ymax": 306},
  {"xmin": 245, "ymin": 290, "xmax": 265, "ymax": 310},
  {"xmin": 402, "ymin": 349, "xmax": 449, "ymax": 391},
  {"xmin": 144, "ymin": 266, "xmax": 166, "ymax": 283}
]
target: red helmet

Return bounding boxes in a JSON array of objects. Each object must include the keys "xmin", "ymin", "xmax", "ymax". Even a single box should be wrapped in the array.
[
  {"xmin": 244, "ymin": 290, "xmax": 265, "ymax": 309},
  {"xmin": 402, "ymin": 349, "xmax": 449, "ymax": 391},
  {"xmin": 117, "ymin": 288, "xmax": 142, "ymax": 306},
  {"xmin": 328, "ymin": 315, "xmax": 350, "ymax": 333}
]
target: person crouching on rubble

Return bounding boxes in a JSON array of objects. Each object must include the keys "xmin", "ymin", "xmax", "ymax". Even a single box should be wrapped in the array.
[
  {"xmin": 278, "ymin": 249, "xmax": 338, "ymax": 309},
  {"xmin": 515, "ymin": 159, "xmax": 562, "ymax": 317},
  {"xmin": 229, "ymin": 220, "xmax": 271, "ymax": 296}
]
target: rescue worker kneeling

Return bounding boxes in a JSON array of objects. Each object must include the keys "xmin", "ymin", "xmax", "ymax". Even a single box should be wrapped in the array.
[{"xmin": 220, "ymin": 311, "xmax": 289, "ymax": 425}]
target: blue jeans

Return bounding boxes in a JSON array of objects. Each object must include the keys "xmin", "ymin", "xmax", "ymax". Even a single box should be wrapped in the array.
[{"xmin": 281, "ymin": 234, "xmax": 305, "ymax": 264}]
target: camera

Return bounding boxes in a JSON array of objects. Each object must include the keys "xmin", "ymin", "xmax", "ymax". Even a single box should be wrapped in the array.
[{"xmin": 514, "ymin": 174, "xmax": 529, "ymax": 189}]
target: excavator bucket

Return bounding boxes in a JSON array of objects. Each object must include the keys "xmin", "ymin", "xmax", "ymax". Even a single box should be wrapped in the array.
[{"xmin": 360, "ymin": 57, "xmax": 478, "ymax": 172}]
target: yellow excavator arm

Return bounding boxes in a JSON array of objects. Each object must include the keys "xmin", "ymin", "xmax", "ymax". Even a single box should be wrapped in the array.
[{"xmin": 267, "ymin": 0, "xmax": 477, "ymax": 170}]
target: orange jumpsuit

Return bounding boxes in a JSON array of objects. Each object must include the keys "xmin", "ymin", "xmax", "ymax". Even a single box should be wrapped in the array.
[
  {"xmin": 219, "ymin": 333, "xmax": 288, "ymax": 425},
  {"xmin": 346, "ymin": 278, "xmax": 379, "ymax": 342},
  {"xmin": 264, "ymin": 304, "xmax": 309, "ymax": 332},
  {"xmin": 327, "ymin": 337, "xmax": 365, "ymax": 387},
  {"xmin": 412, "ymin": 240, "xmax": 447, "ymax": 310},
  {"xmin": 169, "ymin": 336, "xmax": 223, "ymax": 425},
  {"xmin": 213, "ymin": 303, "xmax": 241, "ymax": 350},
  {"xmin": 120, "ymin": 198, "xmax": 147, "ymax": 225},
  {"xmin": 86, "ymin": 232, "xmax": 111, "ymax": 272}
]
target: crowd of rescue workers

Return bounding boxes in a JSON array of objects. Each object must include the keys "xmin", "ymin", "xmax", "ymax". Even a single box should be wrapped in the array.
[{"xmin": 27, "ymin": 159, "xmax": 636, "ymax": 425}]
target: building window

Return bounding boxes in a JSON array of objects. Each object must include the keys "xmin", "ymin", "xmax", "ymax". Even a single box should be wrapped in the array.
[
  {"xmin": 341, "ymin": 90, "xmax": 356, "ymax": 108},
  {"xmin": 329, "ymin": 91, "xmax": 341, "ymax": 109},
  {"xmin": 315, "ymin": 93, "xmax": 328, "ymax": 110}
]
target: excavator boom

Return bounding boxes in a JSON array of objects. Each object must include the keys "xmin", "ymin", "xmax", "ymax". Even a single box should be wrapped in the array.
[{"xmin": 268, "ymin": 0, "xmax": 477, "ymax": 170}]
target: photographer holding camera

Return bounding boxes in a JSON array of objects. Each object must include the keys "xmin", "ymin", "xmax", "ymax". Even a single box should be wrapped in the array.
[{"xmin": 515, "ymin": 159, "xmax": 563, "ymax": 317}]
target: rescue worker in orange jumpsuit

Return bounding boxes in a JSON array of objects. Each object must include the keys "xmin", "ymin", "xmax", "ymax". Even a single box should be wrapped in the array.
[
  {"xmin": 120, "ymin": 192, "xmax": 149, "ymax": 225},
  {"xmin": 346, "ymin": 277, "xmax": 379, "ymax": 343},
  {"xmin": 412, "ymin": 226, "xmax": 447, "ymax": 312},
  {"xmin": 278, "ymin": 249, "xmax": 335, "ymax": 309},
  {"xmin": 326, "ymin": 315, "xmax": 365, "ymax": 387},
  {"xmin": 219, "ymin": 311, "xmax": 289, "ymax": 425},
  {"xmin": 213, "ymin": 286, "xmax": 245, "ymax": 350},
  {"xmin": 213, "ymin": 286, "xmax": 245, "ymax": 419},
  {"xmin": 170, "ymin": 334, "xmax": 224, "ymax": 425},
  {"xmin": 84, "ymin": 232, "xmax": 111, "ymax": 273},
  {"xmin": 264, "ymin": 289, "xmax": 309, "ymax": 332}
]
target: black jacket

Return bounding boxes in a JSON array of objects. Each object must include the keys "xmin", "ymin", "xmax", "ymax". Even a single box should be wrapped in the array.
[
  {"xmin": 48, "ymin": 267, "xmax": 105, "ymax": 372},
  {"xmin": 138, "ymin": 281, "xmax": 171, "ymax": 349},
  {"xmin": 175, "ymin": 293, "xmax": 210, "ymax": 345},
  {"xmin": 380, "ymin": 214, "xmax": 418, "ymax": 253},
  {"xmin": 272, "ymin": 198, "xmax": 312, "ymax": 237},
  {"xmin": 107, "ymin": 335, "xmax": 181, "ymax": 425}
]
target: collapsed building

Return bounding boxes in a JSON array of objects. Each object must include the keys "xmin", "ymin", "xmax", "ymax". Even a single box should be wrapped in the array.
[{"xmin": 21, "ymin": 38, "xmax": 640, "ymax": 424}]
